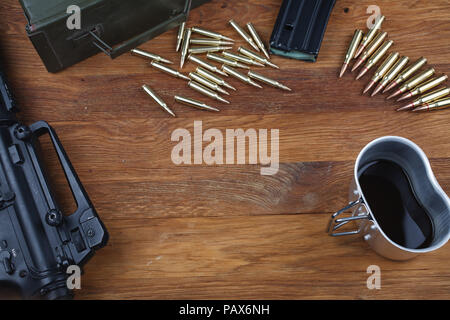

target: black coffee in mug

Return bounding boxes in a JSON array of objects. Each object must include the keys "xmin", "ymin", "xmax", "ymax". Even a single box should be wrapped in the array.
[{"xmin": 358, "ymin": 160, "xmax": 434, "ymax": 249}]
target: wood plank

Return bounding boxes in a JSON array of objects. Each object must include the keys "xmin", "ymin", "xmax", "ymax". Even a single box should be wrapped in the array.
[
  {"xmin": 77, "ymin": 214, "xmax": 450, "ymax": 299},
  {"xmin": 0, "ymin": 0, "xmax": 449, "ymax": 300},
  {"xmin": 33, "ymin": 113, "xmax": 450, "ymax": 165},
  {"xmin": 45, "ymin": 160, "xmax": 450, "ymax": 220}
]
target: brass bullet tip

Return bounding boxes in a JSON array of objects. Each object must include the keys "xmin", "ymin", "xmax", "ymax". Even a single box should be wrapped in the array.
[
  {"xmin": 371, "ymin": 83, "xmax": 384, "ymax": 97},
  {"xmin": 354, "ymin": 44, "xmax": 365, "ymax": 59},
  {"xmin": 339, "ymin": 63, "xmax": 348, "ymax": 78},
  {"xmin": 412, "ymin": 105, "xmax": 428, "ymax": 112},
  {"xmin": 218, "ymin": 96, "xmax": 230, "ymax": 104},
  {"xmin": 267, "ymin": 61, "xmax": 279, "ymax": 69},
  {"xmin": 386, "ymin": 89, "xmax": 403, "ymax": 100},
  {"xmin": 356, "ymin": 67, "xmax": 368, "ymax": 80},
  {"xmin": 396, "ymin": 103, "xmax": 415, "ymax": 111},
  {"xmin": 352, "ymin": 58, "xmax": 364, "ymax": 72},
  {"xmin": 363, "ymin": 80, "xmax": 376, "ymax": 94},
  {"xmin": 223, "ymin": 82, "xmax": 236, "ymax": 91},
  {"xmin": 218, "ymin": 87, "xmax": 230, "ymax": 95},
  {"xmin": 250, "ymin": 80, "xmax": 263, "ymax": 89},
  {"xmin": 383, "ymin": 81, "xmax": 398, "ymax": 93},
  {"xmin": 280, "ymin": 84, "xmax": 292, "ymax": 91},
  {"xmin": 179, "ymin": 73, "xmax": 191, "ymax": 81},
  {"xmin": 396, "ymin": 92, "xmax": 412, "ymax": 102}
]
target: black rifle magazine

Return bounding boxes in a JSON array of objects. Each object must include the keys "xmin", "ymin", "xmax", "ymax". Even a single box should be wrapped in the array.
[{"xmin": 269, "ymin": 0, "xmax": 336, "ymax": 62}]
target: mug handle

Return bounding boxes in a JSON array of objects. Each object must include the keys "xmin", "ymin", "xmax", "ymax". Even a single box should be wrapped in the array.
[{"xmin": 327, "ymin": 198, "xmax": 370, "ymax": 236}]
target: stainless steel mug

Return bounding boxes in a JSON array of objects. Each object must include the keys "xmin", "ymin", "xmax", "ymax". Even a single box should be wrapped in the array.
[{"xmin": 327, "ymin": 136, "xmax": 450, "ymax": 260}]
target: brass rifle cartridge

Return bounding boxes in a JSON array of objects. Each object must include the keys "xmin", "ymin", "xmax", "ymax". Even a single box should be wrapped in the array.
[
  {"xmin": 355, "ymin": 15, "xmax": 385, "ymax": 58},
  {"xmin": 397, "ymin": 87, "xmax": 450, "ymax": 111},
  {"xmin": 174, "ymin": 95, "xmax": 220, "ymax": 112},
  {"xmin": 187, "ymin": 54, "xmax": 228, "ymax": 76},
  {"xmin": 247, "ymin": 70, "xmax": 291, "ymax": 91},
  {"xmin": 150, "ymin": 61, "xmax": 190, "ymax": 81},
  {"xmin": 222, "ymin": 51, "xmax": 265, "ymax": 67},
  {"xmin": 238, "ymin": 47, "xmax": 279, "ymax": 69},
  {"xmin": 412, "ymin": 98, "xmax": 450, "ymax": 112},
  {"xmin": 364, "ymin": 52, "xmax": 399, "ymax": 94},
  {"xmin": 372, "ymin": 56, "xmax": 409, "ymax": 96},
  {"xmin": 351, "ymin": 31, "xmax": 387, "ymax": 72},
  {"xmin": 207, "ymin": 53, "xmax": 250, "ymax": 69},
  {"xmin": 191, "ymin": 27, "xmax": 234, "ymax": 42},
  {"xmin": 387, "ymin": 68, "xmax": 435, "ymax": 100},
  {"xmin": 246, "ymin": 22, "xmax": 270, "ymax": 59},
  {"xmin": 397, "ymin": 75, "xmax": 448, "ymax": 102},
  {"xmin": 176, "ymin": 22, "xmax": 186, "ymax": 52},
  {"xmin": 222, "ymin": 65, "xmax": 262, "ymax": 88},
  {"xmin": 356, "ymin": 40, "xmax": 393, "ymax": 80},
  {"xmin": 229, "ymin": 19, "xmax": 260, "ymax": 51},
  {"xmin": 190, "ymin": 38, "xmax": 234, "ymax": 46},
  {"xmin": 187, "ymin": 81, "xmax": 230, "ymax": 104},
  {"xmin": 189, "ymin": 72, "xmax": 230, "ymax": 95},
  {"xmin": 340, "ymin": 29, "xmax": 363, "ymax": 78},
  {"xmin": 142, "ymin": 85, "xmax": 175, "ymax": 117},
  {"xmin": 188, "ymin": 46, "xmax": 233, "ymax": 54},
  {"xmin": 383, "ymin": 57, "xmax": 427, "ymax": 93},
  {"xmin": 196, "ymin": 67, "xmax": 236, "ymax": 91},
  {"xmin": 180, "ymin": 28, "xmax": 192, "ymax": 68},
  {"xmin": 131, "ymin": 49, "xmax": 173, "ymax": 64}
]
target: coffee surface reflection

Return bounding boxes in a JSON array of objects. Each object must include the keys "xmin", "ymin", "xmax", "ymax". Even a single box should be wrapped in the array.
[{"xmin": 359, "ymin": 160, "xmax": 434, "ymax": 249}]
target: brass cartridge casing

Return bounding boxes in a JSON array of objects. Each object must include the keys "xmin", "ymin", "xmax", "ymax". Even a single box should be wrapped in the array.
[
  {"xmin": 356, "ymin": 40, "xmax": 393, "ymax": 80},
  {"xmin": 180, "ymin": 28, "xmax": 192, "ymax": 68},
  {"xmin": 187, "ymin": 54, "xmax": 228, "ymax": 76},
  {"xmin": 131, "ymin": 49, "xmax": 173, "ymax": 64},
  {"xmin": 246, "ymin": 22, "xmax": 270, "ymax": 59},
  {"xmin": 196, "ymin": 67, "xmax": 236, "ymax": 91},
  {"xmin": 222, "ymin": 65, "xmax": 262, "ymax": 88},
  {"xmin": 188, "ymin": 46, "xmax": 233, "ymax": 54},
  {"xmin": 397, "ymin": 75, "xmax": 448, "ymax": 101},
  {"xmin": 188, "ymin": 81, "xmax": 230, "ymax": 104},
  {"xmin": 176, "ymin": 22, "xmax": 186, "ymax": 52},
  {"xmin": 142, "ymin": 85, "xmax": 175, "ymax": 117},
  {"xmin": 355, "ymin": 15, "xmax": 385, "ymax": 58},
  {"xmin": 384, "ymin": 57, "xmax": 427, "ymax": 93},
  {"xmin": 387, "ymin": 68, "xmax": 435, "ymax": 100},
  {"xmin": 372, "ymin": 56, "xmax": 409, "ymax": 96},
  {"xmin": 351, "ymin": 31, "xmax": 387, "ymax": 72},
  {"xmin": 150, "ymin": 61, "xmax": 190, "ymax": 81},
  {"xmin": 174, "ymin": 95, "xmax": 220, "ymax": 112},
  {"xmin": 340, "ymin": 29, "xmax": 363, "ymax": 77},
  {"xmin": 191, "ymin": 27, "xmax": 234, "ymax": 42},
  {"xmin": 229, "ymin": 19, "xmax": 260, "ymax": 51},
  {"xmin": 397, "ymin": 87, "xmax": 450, "ymax": 111},
  {"xmin": 413, "ymin": 98, "xmax": 450, "ymax": 112},
  {"xmin": 237, "ymin": 47, "xmax": 279, "ymax": 69},
  {"xmin": 207, "ymin": 53, "xmax": 250, "ymax": 69},
  {"xmin": 247, "ymin": 70, "xmax": 291, "ymax": 91},
  {"xmin": 190, "ymin": 38, "xmax": 234, "ymax": 46},
  {"xmin": 364, "ymin": 52, "xmax": 399, "ymax": 94},
  {"xmin": 222, "ymin": 51, "xmax": 265, "ymax": 67},
  {"xmin": 189, "ymin": 72, "xmax": 230, "ymax": 95}
]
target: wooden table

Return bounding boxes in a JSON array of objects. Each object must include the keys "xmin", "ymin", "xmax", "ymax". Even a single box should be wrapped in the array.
[{"xmin": 0, "ymin": 0, "xmax": 449, "ymax": 299}]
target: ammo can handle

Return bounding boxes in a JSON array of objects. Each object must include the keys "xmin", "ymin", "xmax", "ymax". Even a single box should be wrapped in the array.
[{"xmin": 93, "ymin": 0, "xmax": 192, "ymax": 59}]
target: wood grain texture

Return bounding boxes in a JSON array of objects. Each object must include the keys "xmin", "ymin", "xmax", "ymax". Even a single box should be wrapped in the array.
[{"xmin": 0, "ymin": 0, "xmax": 449, "ymax": 299}]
